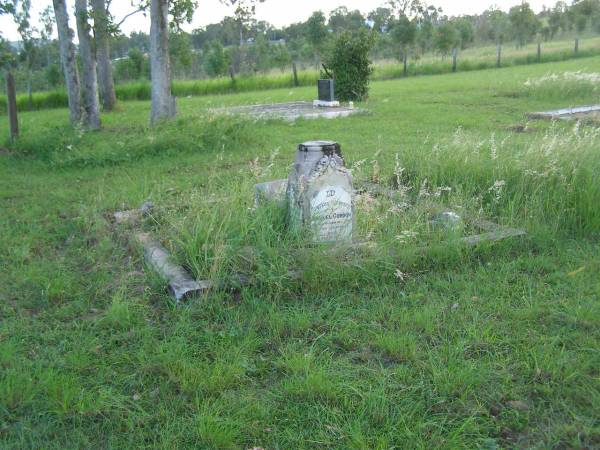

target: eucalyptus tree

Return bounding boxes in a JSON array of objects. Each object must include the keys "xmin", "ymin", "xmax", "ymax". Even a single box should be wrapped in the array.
[
  {"xmin": 52, "ymin": 0, "xmax": 82, "ymax": 124},
  {"xmin": 149, "ymin": 0, "xmax": 197, "ymax": 124},
  {"xmin": 306, "ymin": 11, "xmax": 327, "ymax": 67},
  {"xmin": 75, "ymin": 0, "xmax": 100, "ymax": 129},
  {"xmin": 390, "ymin": 15, "xmax": 416, "ymax": 76},
  {"xmin": 434, "ymin": 21, "xmax": 459, "ymax": 56},
  {"xmin": 508, "ymin": 2, "xmax": 540, "ymax": 48},
  {"xmin": 220, "ymin": 0, "xmax": 265, "ymax": 46},
  {"xmin": 39, "ymin": 6, "xmax": 55, "ymax": 67},
  {"xmin": 149, "ymin": 0, "xmax": 174, "ymax": 123},
  {"xmin": 92, "ymin": 0, "xmax": 117, "ymax": 111},
  {"xmin": 1, "ymin": 2, "xmax": 17, "ymax": 141},
  {"xmin": 13, "ymin": 0, "xmax": 36, "ymax": 107}
]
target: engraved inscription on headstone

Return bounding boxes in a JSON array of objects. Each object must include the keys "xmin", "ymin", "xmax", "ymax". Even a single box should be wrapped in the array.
[
  {"xmin": 318, "ymin": 79, "xmax": 335, "ymax": 102},
  {"xmin": 310, "ymin": 185, "xmax": 353, "ymax": 242}
]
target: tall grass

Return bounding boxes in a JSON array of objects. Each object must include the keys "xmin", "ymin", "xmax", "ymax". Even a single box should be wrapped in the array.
[
  {"xmin": 398, "ymin": 124, "xmax": 600, "ymax": 236},
  {"xmin": 2, "ymin": 45, "xmax": 600, "ymax": 114},
  {"xmin": 522, "ymin": 71, "xmax": 600, "ymax": 102},
  {"xmin": 11, "ymin": 113, "xmax": 257, "ymax": 167},
  {"xmin": 156, "ymin": 119, "xmax": 600, "ymax": 299}
]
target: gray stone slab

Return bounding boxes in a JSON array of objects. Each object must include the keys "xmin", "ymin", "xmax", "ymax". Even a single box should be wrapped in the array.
[
  {"xmin": 528, "ymin": 104, "xmax": 600, "ymax": 120},
  {"xmin": 212, "ymin": 101, "xmax": 363, "ymax": 122},
  {"xmin": 460, "ymin": 227, "xmax": 527, "ymax": 246}
]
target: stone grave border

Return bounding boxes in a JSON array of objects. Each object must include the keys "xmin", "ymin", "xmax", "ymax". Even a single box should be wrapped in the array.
[
  {"xmin": 211, "ymin": 101, "xmax": 364, "ymax": 122},
  {"xmin": 112, "ymin": 183, "xmax": 526, "ymax": 303},
  {"xmin": 527, "ymin": 105, "xmax": 600, "ymax": 121}
]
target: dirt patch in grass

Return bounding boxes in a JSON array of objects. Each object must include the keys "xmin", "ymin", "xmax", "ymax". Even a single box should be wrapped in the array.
[{"xmin": 507, "ymin": 124, "xmax": 532, "ymax": 133}]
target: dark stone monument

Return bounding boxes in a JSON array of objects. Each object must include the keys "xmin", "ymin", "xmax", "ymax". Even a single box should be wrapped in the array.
[{"xmin": 318, "ymin": 79, "xmax": 335, "ymax": 102}]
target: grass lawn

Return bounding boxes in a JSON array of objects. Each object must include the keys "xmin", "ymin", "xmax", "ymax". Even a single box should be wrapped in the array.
[
  {"xmin": 1, "ymin": 56, "xmax": 599, "ymax": 449},
  {"xmin": 6, "ymin": 34, "xmax": 600, "ymax": 114}
]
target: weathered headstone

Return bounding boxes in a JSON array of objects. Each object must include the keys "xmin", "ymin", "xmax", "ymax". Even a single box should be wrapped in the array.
[{"xmin": 287, "ymin": 141, "xmax": 354, "ymax": 243}]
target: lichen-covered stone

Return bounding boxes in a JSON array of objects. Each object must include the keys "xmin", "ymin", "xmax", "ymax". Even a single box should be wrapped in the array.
[{"xmin": 287, "ymin": 141, "xmax": 354, "ymax": 243}]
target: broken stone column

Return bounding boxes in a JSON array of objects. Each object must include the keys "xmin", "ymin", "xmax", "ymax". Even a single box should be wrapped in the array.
[
  {"xmin": 254, "ymin": 179, "xmax": 288, "ymax": 208},
  {"xmin": 286, "ymin": 141, "xmax": 354, "ymax": 243}
]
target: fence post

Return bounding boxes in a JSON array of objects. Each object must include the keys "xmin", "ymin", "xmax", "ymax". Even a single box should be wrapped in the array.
[
  {"xmin": 452, "ymin": 48, "xmax": 458, "ymax": 73},
  {"xmin": 537, "ymin": 42, "xmax": 541, "ymax": 63},
  {"xmin": 6, "ymin": 71, "xmax": 18, "ymax": 143},
  {"xmin": 497, "ymin": 43, "xmax": 502, "ymax": 68},
  {"xmin": 292, "ymin": 62, "xmax": 299, "ymax": 87},
  {"xmin": 575, "ymin": 37, "xmax": 579, "ymax": 55}
]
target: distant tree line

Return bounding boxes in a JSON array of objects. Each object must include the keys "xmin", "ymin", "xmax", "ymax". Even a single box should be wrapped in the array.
[{"xmin": 0, "ymin": 0, "xmax": 598, "ymax": 93}]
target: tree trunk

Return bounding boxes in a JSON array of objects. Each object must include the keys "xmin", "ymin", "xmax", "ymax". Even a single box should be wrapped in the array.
[
  {"xmin": 6, "ymin": 71, "xmax": 18, "ymax": 143},
  {"xmin": 52, "ymin": 0, "xmax": 82, "ymax": 124},
  {"xmin": 75, "ymin": 0, "xmax": 101, "ymax": 129},
  {"xmin": 92, "ymin": 0, "xmax": 117, "ymax": 111},
  {"xmin": 403, "ymin": 51, "xmax": 408, "ymax": 77},
  {"xmin": 150, "ymin": 0, "xmax": 176, "ymax": 124}
]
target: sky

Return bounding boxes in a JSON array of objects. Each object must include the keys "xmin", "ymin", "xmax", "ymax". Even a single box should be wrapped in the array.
[{"xmin": 0, "ymin": 0, "xmax": 552, "ymax": 41}]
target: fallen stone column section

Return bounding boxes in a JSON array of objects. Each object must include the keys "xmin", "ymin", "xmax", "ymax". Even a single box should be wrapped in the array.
[
  {"xmin": 134, "ymin": 232, "xmax": 207, "ymax": 302},
  {"xmin": 459, "ymin": 226, "xmax": 527, "ymax": 246},
  {"xmin": 134, "ymin": 232, "xmax": 253, "ymax": 302}
]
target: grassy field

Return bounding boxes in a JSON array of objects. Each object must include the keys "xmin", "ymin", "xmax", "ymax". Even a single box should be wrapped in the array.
[
  {"xmin": 3, "ymin": 35, "xmax": 600, "ymax": 113},
  {"xmin": 1, "ymin": 56, "xmax": 599, "ymax": 449}
]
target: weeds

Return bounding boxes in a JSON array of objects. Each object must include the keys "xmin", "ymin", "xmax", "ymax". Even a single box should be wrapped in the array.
[
  {"xmin": 11, "ymin": 113, "xmax": 256, "ymax": 167},
  {"xmin": 1, "ymin": 56, "xmax": 599, "ymax": 449},
  {"xmin": 524, "ymin": 70, "xmax": 600, "ymax": 101}
]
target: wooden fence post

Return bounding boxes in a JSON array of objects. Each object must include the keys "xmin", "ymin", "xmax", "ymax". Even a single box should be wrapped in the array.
[
  {"xmin": 292, "ymin": 62, "xmax": 299, "ymax": 87},
  {"xmin": 452, "ymin": 48, "xmax": 458, "ymax": 73},
  {"xmin": 537, "ymin": 42, "xmax": 541, "ymax": 62},
  {"xmin": 497, "ymin": 43, "xmax": 502, "ymax": 68},
  {"xmin": 6, "ymin": 71, "xmax": 18, "ymax": 143},
  {"xmin": 575, "ymin": 38, "xmax": 579, "ymax": 55}
]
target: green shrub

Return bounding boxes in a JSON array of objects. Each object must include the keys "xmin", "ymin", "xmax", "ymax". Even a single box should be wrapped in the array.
[{"xmin": 323, "ymin": 30, "xmax": 376, "ymax": 102}]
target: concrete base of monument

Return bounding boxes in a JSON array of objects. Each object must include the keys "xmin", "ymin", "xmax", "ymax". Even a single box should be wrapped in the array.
[
  {"xmin": 528, "ymin": 105, "xmax": 600, "ymax": 121},
  {"xmin": 313, "ymin": 100, "xmax": 340, "ymax": 107},
  {"xmin": 212, "ymin": 101, "xmax": 363, "ymax": 122}
]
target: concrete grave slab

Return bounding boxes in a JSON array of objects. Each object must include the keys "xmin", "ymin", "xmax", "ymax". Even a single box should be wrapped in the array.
[
  {"xmin": 212, "ymin": 101, "xmax": 363, "ymax": 122},
  {"xmin": 528, "ymin": 105, "xmax": 600, "ymax": 121}
]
